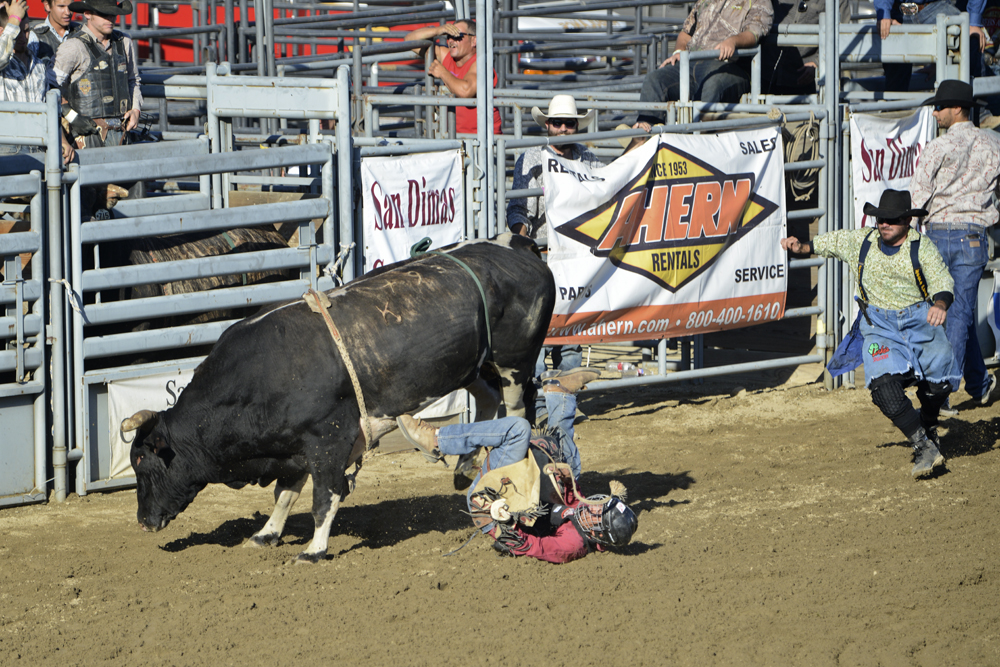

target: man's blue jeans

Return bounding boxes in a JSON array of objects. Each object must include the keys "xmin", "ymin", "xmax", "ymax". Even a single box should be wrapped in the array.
[
  {"xmin": 925, "ymin": 225, "xmax": 991, "ymax": 399},
  {"xmin": 533, "ymin": 345, "xmax": 582, "ymax": 417},
  {"xmin": 437, "ymin": 391, "xmax": 580, "ymax": 509},
  {"xmin": 637, "ymin": 59, "xmax": 750, "ymax": 125},
  {"xmin": 883, "ymin": 0, "xmax": 985, "ymax": 90}
]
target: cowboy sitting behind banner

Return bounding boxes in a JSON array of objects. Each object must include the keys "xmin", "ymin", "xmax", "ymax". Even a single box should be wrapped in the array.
[{"xmin": 780, "ymin": 189, "xmax": 959, "ymax": 479}]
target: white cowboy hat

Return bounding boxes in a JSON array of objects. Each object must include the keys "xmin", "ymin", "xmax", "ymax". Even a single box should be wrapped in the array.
[{"xmin": 530, "ymin": 94, "xmax": 596, "ymax": 128}]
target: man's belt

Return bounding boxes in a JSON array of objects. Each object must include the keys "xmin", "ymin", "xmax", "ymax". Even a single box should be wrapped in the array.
[
  {"xmin": 925, "ymin": 222, "xmax": 986, "ymax": 232},
  {"xmin": 68, "ymin": 117, "xmax": 124, "ymax": 149},
  {"xmin": 92, "ymin": 117, "xmax": 124, "ymax": 143}
]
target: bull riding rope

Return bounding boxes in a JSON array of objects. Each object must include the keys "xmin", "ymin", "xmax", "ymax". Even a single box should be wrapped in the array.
[{"xmin": 302, "ymin": 288, "xmax": 374, "ymax": 450}]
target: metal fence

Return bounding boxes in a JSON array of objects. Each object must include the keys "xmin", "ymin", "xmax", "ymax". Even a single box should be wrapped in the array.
[
  {"xmin": 0, "ymin": 91, "xmax": 63, "ymax": 507},
  {"xmin": 0, "ymin": 0, "xmax": 993, "ymax": 504}
]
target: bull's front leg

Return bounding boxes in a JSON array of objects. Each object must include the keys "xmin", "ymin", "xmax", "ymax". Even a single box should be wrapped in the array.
[
  {"xmin": 245, "ymin": 473, "xmax": 308, "ymax": 548},
  {"xmin": 295, "ymin": 472, "xmax": 345, "ymax": 564}
]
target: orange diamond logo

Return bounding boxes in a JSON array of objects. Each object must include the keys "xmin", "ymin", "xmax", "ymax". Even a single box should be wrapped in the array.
[{"xmin": 554, "ymin": 143, "xmax": 779, "ymax": 292}]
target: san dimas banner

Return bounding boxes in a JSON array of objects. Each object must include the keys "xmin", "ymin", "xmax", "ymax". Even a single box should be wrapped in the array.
[{"xmin": 543, "ymin": 128, "xmax": 788, "ymax": 344}]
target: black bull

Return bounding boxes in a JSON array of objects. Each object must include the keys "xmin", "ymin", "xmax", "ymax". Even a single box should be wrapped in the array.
[{"xmin": 121, "ymin": 236, "xmax": 556, "ymax": 562}]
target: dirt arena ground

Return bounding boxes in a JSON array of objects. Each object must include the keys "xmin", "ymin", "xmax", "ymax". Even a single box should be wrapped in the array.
[{"xmin": 3, "ymin": 362, "xmax": 1000, "ymax": 666}]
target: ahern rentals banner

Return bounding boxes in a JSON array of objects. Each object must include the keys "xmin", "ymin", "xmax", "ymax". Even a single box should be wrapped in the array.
[
  {"xmin": 361, "ymin": 149, "xmax": 465, "ymax": 272},
  {"xmin": 544, "ymin": 128, "xmax": 787, "ymax": 344}
]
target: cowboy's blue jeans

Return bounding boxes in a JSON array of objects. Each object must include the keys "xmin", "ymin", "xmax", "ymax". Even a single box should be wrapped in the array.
[
  {"xmin": 534, "ymin": 345, "xmax": 582, "ymax": 417},
  {"xmin": 437, "ymin": 391, "xmax": 580, "ymax": 509},
  {"xmin": 925, "ymin": 226, "xmax": 991, "ymax": 399}
]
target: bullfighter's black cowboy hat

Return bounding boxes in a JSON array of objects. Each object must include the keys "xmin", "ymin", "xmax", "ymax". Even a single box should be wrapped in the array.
[{"xmin": 862, "ymin": 189, "xmax": 928, "ymax": 220}]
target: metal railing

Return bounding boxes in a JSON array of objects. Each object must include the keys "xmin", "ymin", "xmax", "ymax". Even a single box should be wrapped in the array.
[{"xmin": 0, "ymin": 0, "xmax": 991, "ymax": 505}]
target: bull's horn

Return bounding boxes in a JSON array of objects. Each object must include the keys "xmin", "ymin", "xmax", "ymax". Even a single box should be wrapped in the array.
[{"xmin": 121, "ymin": 410, "xmax": 159, "ymax": 432}]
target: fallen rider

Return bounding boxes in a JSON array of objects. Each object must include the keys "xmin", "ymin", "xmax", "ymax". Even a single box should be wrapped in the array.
[{"xmin": 397, "ymin": 368, "xmax": 638, "ymax": 563}]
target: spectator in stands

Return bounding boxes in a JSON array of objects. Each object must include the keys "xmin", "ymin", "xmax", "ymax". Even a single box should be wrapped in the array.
[
  {"xmin": 28, "ymin": 0, "xmax": 78, "ymax": 68},
  {"xmin": 0, "ymin": 0, "xmax": 74, "ymax": 163},
  {"xmin": 626, "ymin": 0, "xmax": 773, "ymax": 151},
  {"xmin": 404, "ymin": 18, "xmax": 501, "ymax": 135},
  {"xmin": 909, "ymin": 79, "xmax": 1000, "ymax": 414},
  {"xmin": 878, "ymin": 0, "xmax": 986, "ymax": 91},
  {"xmin": 762, "ymin": 0, "xmax": 850, "ymax": 96},
  {"xmin": 53, "ymin": 0, "xmax": 141, "ymax": 149},
  {"xmin": 507, "ymin": 94, "xmax": 603, "ymax": 415}
]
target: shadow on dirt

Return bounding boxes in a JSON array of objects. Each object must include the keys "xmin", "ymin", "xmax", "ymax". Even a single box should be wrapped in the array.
[
  {"xmin": 579, "ymin": 469, "xmax": 695, "ymax": 516},
  {"xmin": 938, "ymin": 417, "xmax": 1000, "ymax": 459},
  {"xmin": 876, "ymin": 416, "xmax": 1000, "ymax": 461},
  {"xmin": 159, "ymin": 469, "xmax": 696, "ymax": 554}
]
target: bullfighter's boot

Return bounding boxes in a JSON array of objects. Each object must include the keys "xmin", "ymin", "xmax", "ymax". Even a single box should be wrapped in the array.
[{"xmin": 910, "ymin": 428, "xmax": 945, "ymax": 479}]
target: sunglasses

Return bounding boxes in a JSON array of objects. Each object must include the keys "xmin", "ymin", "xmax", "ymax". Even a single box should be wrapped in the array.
[
  {"xmin": 548, "ymin": 118, "xmax": 578, "ymax": 129},
  {"xmin": 876, "ymin": 217, "xmax": 909, "ymax": 225},
  {"xmin": 446, "ymin": 33, "xmax": 469, "ymax": 42}
]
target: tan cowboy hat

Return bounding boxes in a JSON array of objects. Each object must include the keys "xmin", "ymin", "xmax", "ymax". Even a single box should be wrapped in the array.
[{"xmin": 530, "ymin": 94, "xmax": 596, "ymax": 128}]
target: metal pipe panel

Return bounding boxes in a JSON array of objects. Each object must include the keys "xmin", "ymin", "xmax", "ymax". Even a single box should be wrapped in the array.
[
  {"xmin": 80, "ymin": 198, "xmax": 329, "ymax": 243},
  {"xmin": 82, "ymin": 246, "xmax": 332, "ymax": 291}
]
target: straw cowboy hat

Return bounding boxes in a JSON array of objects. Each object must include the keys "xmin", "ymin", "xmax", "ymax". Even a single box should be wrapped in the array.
[
  {"xmin": 861, "ymin": 189, "xmax": 927, "ymax": 220},
  {"xmin": 531, "ymin": 95, "xmax": 596, "ymax": 128},
  {"xmin": 68, "ymin": 0, "xmax": 133, "ymax": 15},
  {"xmin": 920, "ymin": 79, "xmax": 986, "ymax": 109}
]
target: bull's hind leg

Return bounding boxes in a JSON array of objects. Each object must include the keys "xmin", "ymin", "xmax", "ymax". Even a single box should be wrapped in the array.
[
  {"xmin": 499, "ymin": 363, "xmax": 536, "ymax": 422},
  {"xmin": 465, "ymin": 375, "xmax": 502, "ymax": 421},
  {"xmin": 245, "ymin": 473, "xmax": 308, "ymax": 548},
  {"xmin": 448, "ymin": 374, "xmax": 507, "ymax": 491}
]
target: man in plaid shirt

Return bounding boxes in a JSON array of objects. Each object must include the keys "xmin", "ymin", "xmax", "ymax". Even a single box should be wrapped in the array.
[{"xmin": 0, "ymin": 0, "xmax": 73, "ymax": 163}]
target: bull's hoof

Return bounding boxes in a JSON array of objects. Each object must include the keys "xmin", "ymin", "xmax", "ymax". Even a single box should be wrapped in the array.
[
  {"xmin": 453, "ymin": 454, "xmax": 479, "ymax": 491},
  {"xmin": 453, "ymin": 472, "xmax": 473, "ymax": 491},
  {"xmin": 245, "ymin": 533, "xmax": 280, "ymax": 548},
  {"xmin": 294, "ymin": 550, "xmax": 327, "ymax": 564}
]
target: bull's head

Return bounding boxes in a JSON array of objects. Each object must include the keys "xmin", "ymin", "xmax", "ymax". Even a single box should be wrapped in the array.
[{"xmin": 122, "ymin": 409, "xmax": 204, "ymax": 533}]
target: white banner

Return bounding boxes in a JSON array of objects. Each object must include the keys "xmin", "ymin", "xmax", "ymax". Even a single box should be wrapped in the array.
[
  {"xmin": 849, "ymin": 108, "xmax": 935, "ymax": 229},
  {"xmin": 543, "ymin": 129, "xmax": 787, "ymax": 344},
  {"xmin": 107, "ymin": 369, "xmax": 194, "ymax": 479},
  {"xmin": 361, "ymin": 150, "xmax": 465, "ymax": 272}
]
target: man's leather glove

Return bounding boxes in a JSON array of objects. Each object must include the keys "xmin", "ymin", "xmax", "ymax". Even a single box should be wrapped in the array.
[
  {"xmin": 469, "ymin": 488, "xmax": 502, "ymax": 531},
  {"xmin": 549, "ymin": 504, "xmax": 575, "ymax": 527},
  {"xmin": 63, "ymin": 110, "xmax": 99, "ymax": 136}
]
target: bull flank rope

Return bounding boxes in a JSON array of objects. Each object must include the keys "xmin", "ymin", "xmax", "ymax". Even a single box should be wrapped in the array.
[{"xmin": 303, "ymin": 288, "xmax": 374, "ymax": 450}]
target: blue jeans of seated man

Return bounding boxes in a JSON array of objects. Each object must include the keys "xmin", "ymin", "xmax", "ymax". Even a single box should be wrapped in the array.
[
  {"xmin": 883, "ymin": 0, "xmax": 984, "ymax": 90},
  {"xmin": 437, "ymin": 390, "xmax": 580, "ymax": 511},
  {"xmin": 636, "ymin": 59, "xmax": 751, "ymax": 125},
  {"xmin": 533, "ymin": 344, "xmax": 582, "ymax": 418},
  {"xmin": 925, "ymin": 226, "xmax": 991, "ymax": 399}
]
